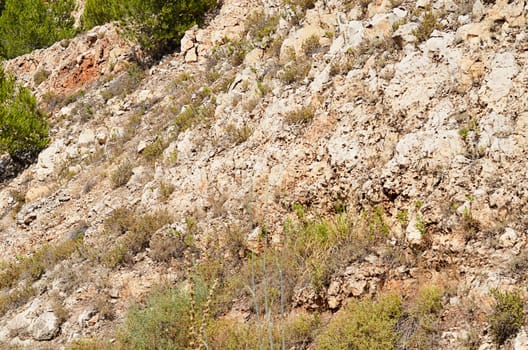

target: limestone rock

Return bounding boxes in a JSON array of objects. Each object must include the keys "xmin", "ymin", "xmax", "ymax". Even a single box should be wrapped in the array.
[
  {"xmin": 31, "ymin": 311, "xmax": 60, "ymax": 341},
  {"xmin": 514, "ymin": 329, "xmax": 528, "ymax": 350}
]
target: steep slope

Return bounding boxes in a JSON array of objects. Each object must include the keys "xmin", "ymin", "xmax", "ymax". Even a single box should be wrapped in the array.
[{"xmin": 0, "ymin": 0, "xmax": 527, "ymax": 348}]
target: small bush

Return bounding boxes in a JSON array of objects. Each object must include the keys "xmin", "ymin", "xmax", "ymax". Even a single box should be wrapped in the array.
[
  {"xmin": 68, "ymin": 338, "xmax": 107, "ymax": 350},
  {"xmin": 225, "ymin": 123, "xmax": 253, "ymax": 144},
  {"xmin": 397, "ymin": 286, "xmax": 444, "ymax": 349},
  {"xmin": 101, "ymin": 210, "xmax": 172, "ymax": 268},
  {"xmin": 247, "ymin": 11, "xmax": 279, "ymax": 44},
  {"xmin": 117, "ymin": 285, "xmax": 207, "ymax": 349},
  {"xmin": 413, "ymin": 9, "xmax": 439, "ymax": 43},
  {"xmin": 279, "ymin": 56, "xmax": 311, "ymax": 84},
  {"xmin": 284, "ymin": 105, "xmax": 315, "ymax": 125},
  {"xmin": 100, "ymin": 63, "xmax": 145, "ymax": 101},
  {"xmin": 33, "ymin": 69, "xmax": 51, "ymax": 85},
  {"xmin": 111, "ymin": 160, "xmax": 133, "ymax": 188},
  {"xmin": 141, "ymin": 138, "xmax": 166, "ymax": 163},
  {"xmin": 158, "ymin": 181, "xmax": 175, "ymax": 201},
  {"xmin": 302, "ymin": 35, "xmax": 321, "ymax": 57},
  {"xmin": 316, "ymin": 294, "xmax": 403, "ymax": 350},
  {"xmin": 489, "ymin": 289, "xmax": 524, "ymax": 346},
  {"xmin": 174, "ymin": 101, "xmax": 216, "ymax": 135}
]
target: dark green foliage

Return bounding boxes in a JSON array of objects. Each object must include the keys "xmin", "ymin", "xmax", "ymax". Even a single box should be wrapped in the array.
[
  {"xmin": 0, "ymin": 0, "xmax": 76, "ymax": 59},
  {"xmin": 82, "ymin": 0, "xmax": 218, "ymax": 60},
  {"xmin": 489, "ymin": 289, "xmax": 524, "ymax": 345},
  {"xmin": 81, "ymin": 0, "xmax": 120, "ymax": 30},
  {"xmin": 0, "ymin": 67, "xmax": 49, "ymax": 164}
]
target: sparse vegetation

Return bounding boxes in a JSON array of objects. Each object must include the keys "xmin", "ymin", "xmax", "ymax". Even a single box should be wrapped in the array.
[
  {"xmin": 302, "ymin": 35, "xmax": 321, "ymax": 57},
  {"xmin": 413, "ymin": 9, "xmax": 440, "ymax": 43},
  {"xmin": 225, "ymin": 123, "xmax": 253, "ymax": 144},
  {"xmin": 111, "ymin": 160, "xmax": 133, "ymax": 188},
  {"xmin": 279, "ymin": 51, "xmax": 312, "ymax": 84},
  {"xmin": 397, "ymin": 286, "xmax": 444, "ymax": 349},
  {"xmin": 316, "ymin": 294, "xmax": 403, "ymax": 350},
  {"xmin": 101, "ymin": 209, "xmax": 172, "ymax": 268},
  {"xmin": 247, "ymin": 10, "xmax": 279, "ymax": 44},
  {"xmin": 489, "ymin": 289, "xmax": 524, "ymax": 346},
  {"xmin": 100, "ymin": 63, "xmax": 145, "ymax": 101},
  {"xmin": 141, "ymin": 138, "xmax": 167, "ymax": 163},
  {"xmin": 284, "ymin": 105, "xmax": 315, "ymax": 125},
  {"xmin": 0, "ymin": 238, "xmax": 82, "ymax": 316},
  {"xmin": 33, "ymin": 69, "xmax": 50, "ymax": 85}
]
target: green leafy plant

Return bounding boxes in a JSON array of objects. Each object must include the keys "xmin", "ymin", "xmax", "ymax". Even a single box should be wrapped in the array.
[
  {"xmin": 316, "ymin": 294, "xmax": 403, "ymax": 350},
  {"xmin": 0, "ymin": 0, "xmax": 76, "ymax": 59},
  {"xmin": 489, "ymin": 289, "xmax": 524, "ymax": 346},
  {"xmin": 83, "ymin": 0, "xmax": 218, "ymax": 60},
  {"xmin": 0, "ymin": 67, "xmax": 49, "ymax": 165}
]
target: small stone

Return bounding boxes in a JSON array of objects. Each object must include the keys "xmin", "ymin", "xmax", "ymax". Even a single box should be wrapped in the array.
[
  {"xmin": 109, "ymin": 288, "xmax": 120, "ymax": 299},
  {"xmin": 185, "ymin": 47, "xmax": 198, "ymax": 63},
  {"xmin": 137, "ymin": 140, "xmax": 147, "ymax": 153},
  {"xmin": 499, "ymin": 228, "xmax": 518, "ymax": 248},
  {"xmin": 327, "ymin": 280, "xmax": 341, "ymax": 296}
]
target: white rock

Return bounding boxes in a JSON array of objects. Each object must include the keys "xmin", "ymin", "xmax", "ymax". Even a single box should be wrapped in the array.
[
  {"xmin": 36, "ymin": 139, "xmax": 66, "ymax": 179},
  {"xmin": 31, "ymin": 311, "xmax": 60, "ymax": 341},
  {"xmin": 180, "ymin": 28, "xmax": 196, "ymax": 53},
  {"xmin": 137, "ymin": 140, "xmax": 147, "ymax": 153},
  {"xmin": 185, "ymin": 47, "xmax": 198, "ymax": 63},
  {"xmin": 499, "ymin": 227, "xmax": 518, "ymax": 248},
  {"xmin": 485, "ymin": 52, "xmax": 519, "ymax": 101},
  {"xmin": 514, "ymin": 329, "xmax": 528, "ymax": 350},
  {"xmin": 406, "ymin": 215, "xmax": 424, "ymax": 246},
  {"xmin": 392, "ymin": 22, "xmax": 419, "ymax": 46},
  {"xmin": 78, "ymin": 128, "xmax": 95, "ymax": 147},
  {"xmin": 343, "ymin": 278, "xmax": 367, "ymax": 297}
]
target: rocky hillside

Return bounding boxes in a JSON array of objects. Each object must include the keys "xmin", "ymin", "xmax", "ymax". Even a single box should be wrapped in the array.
[{"xmin": 1, "ymin": 0, "xmax": 528, "ymax": 348}]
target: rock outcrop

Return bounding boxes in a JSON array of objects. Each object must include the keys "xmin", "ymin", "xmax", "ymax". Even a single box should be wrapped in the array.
[{"xmin": 1, "ymin": 0, "xmax": 528, "ymax": 348}]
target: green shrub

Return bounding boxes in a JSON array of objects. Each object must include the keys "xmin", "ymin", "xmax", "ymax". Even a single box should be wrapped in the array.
[
  {"xmin": 413, "ymin": 9, "xmax": 439, "ymax": 43},
  {"xmin": 81, "ymin": 0, "xmax": 120, "ymax": 30},
  {"xmin": 117, "ymin": 283, "xmax": 208, "ymax": 349},
  {"xmin": 141, "ymin": 138, "xmax": 166, "ymax": 163},
  {"xmin": 0, "ymin": 67, "xmax": 49, "ymax": 164},
  {"xmin": 101, "ymin": 209, "xmax": 172, "ymax": 268},
  {"xmin": 83, "ymin": 0, "xmax": 218, "ymax": 60},
  {"xmin": 0, "ymin": 0, "xmax": 76, "ymax": 59},
  {"xmin": 316, "ymin": 294, "xmax": 403, "ymax": 350},
  {"xmin": 489, "ymin": 289, "xmax": 524, "ymax": 345},
  {"xmin": 398, "ymin": 286, "xmax": 444, "ymax": 349},
  {"xmin": 68, "ymin": 338, "xmax": 108, "ymax": 350}
]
